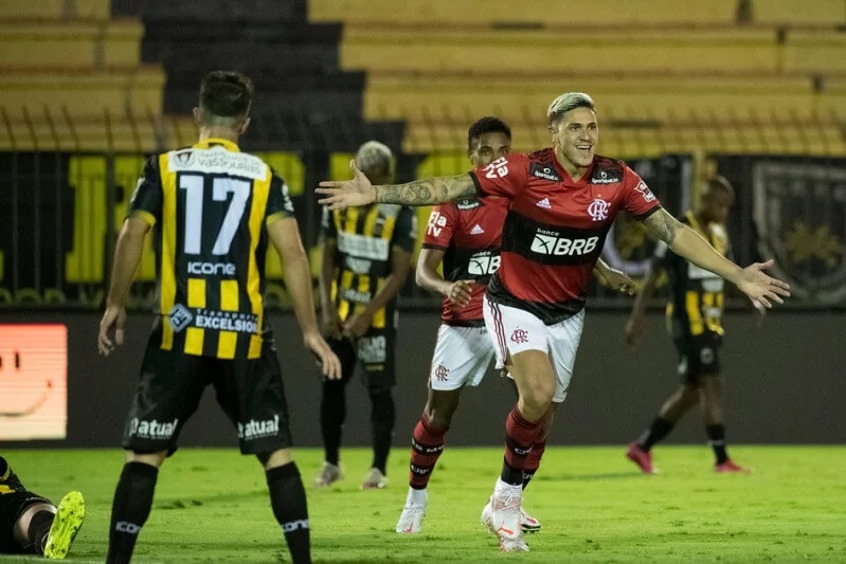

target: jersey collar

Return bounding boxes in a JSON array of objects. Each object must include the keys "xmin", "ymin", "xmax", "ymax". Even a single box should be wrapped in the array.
[{"xmin": 193, "ymin": 138, "xmax": 240, "ymax": 152}]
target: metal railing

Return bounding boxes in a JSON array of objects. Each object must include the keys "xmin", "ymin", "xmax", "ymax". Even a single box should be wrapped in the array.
[{"xmin": 1, "ymin": 106, "xmax": 844, "ymax": 310}]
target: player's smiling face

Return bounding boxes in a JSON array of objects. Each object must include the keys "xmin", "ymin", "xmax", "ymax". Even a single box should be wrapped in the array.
[
  {"xmin": 468, "ymin": 132, "xmax": 511, "ymax": 168},
  {"xmin": 550, "ymin": 107, "xmax": 598, "ymax": 177}
]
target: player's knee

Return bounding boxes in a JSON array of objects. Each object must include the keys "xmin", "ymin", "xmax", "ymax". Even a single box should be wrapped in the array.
[
  {"xmin": 519, "ymin": 385, "xmax": 554, "ymax": 419},
  {"xmin": 259, "ymin": 449, "xmax": 293, "ymax": 470},
  {"xmin": 126, "ymin": 450, "xmax": 167, "ymax": 468}
]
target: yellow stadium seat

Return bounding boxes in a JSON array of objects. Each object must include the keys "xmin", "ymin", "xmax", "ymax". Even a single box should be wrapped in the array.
[
  {"xmin": 0, "ymin": 0, "xmax": 110, "ymax": 21},
  {"xmin": 0, "ymin": 67, "xmax": 165, "ymax": 121},
  {"xmin": 750, "ymin": 0, "xmax": 846, "ymax": 26},
  {"xmin": 311, "ymin": 0, "xmax": 737, "ymax": 26},
  {"xmin": 0, "ymin": 21, "xmax": 144, "ymax": 68}
]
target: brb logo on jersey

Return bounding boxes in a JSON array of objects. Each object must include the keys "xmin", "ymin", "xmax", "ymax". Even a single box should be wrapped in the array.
[
  {"xmin": 483, "ymin": 157, "xmax": 509, "ymax": 179},
  {"xmin": 530, "ymin": 229, "xmax": 599, "ymax": 256},
  {"xmin": 427, "ymin": 210, "xmax": 448, "ymax": 238},
  {"xmin": 587, "ymin": 198, "xmax": 610, "ymax": 221},
  {"xmin": 467, "ymin": 251, "xmax": 501, "ymax": 276}
]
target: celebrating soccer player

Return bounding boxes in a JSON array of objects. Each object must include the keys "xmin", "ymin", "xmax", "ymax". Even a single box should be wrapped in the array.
[{"xmin": 317, "ymin": 92, "xmax": 790, "ymax": 553}]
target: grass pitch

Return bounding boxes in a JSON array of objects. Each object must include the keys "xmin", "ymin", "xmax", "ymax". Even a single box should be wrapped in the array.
[{"xmin": 2, "ymin": 446, "xmax": 844, "ymax": 563}]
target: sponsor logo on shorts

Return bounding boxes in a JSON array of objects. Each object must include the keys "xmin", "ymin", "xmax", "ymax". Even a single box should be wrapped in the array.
[
  {"xmin": 357, "ymin": 335, "xmax": 387, "ymax": 364},
  {"xmin": 433, "ymin": 364, "xmax": 449, "ymax": 382},
  {"xmin": 237, "ymin": 415, "xmax": 280, "ymax": 440},
  {"xmin": 129, "ymin": 417, "xmax": 179, "ymax": 440},
  {"xmin": 510, "ymin": 329, "xmax": 529, "ymax": 344}
]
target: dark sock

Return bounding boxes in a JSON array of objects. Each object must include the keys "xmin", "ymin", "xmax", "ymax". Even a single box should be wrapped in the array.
[
  {"xmin": 409, "ymin": 413, "xmax": 447, "ymax": 489},
  {"xmin": 522, "ymin": 439, "xmax": 546, "ymax": 491},
  {"xmin": 267, "ymin": 463, "xmax": 311, "ymax": 564},
  {"xmin": 637, "ymin": 416, "xmax": 675, "ymax": 451},
  {"xmin": 501, "ymin": 407, "xmax": 542, "ymax": 486},
  {"xmin": 706, "ymin": 424, "xmax": 729, "ymax": 464},
  {"xmin": 320, "ymin": 380, "xmax": 347, "ymax": 465},
  {"xmin": 369, "ymin": 389, "xmax": 396, "ymax": 474},
  {"xmin": 107, "ymin": 461, "xmax": 158, "ymax": 564},
  {"xmin": 0, "ymin": 457, "xmax": 8, "ymax": 481},
  {"xmin": 27, "ymin": 509, "xmax": 55, "ymax": 555}
]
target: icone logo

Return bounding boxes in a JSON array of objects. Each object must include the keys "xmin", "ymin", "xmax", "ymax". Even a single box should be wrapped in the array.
[
  {"xmin": 530, "ymin": 234, "xmax": 599, "ymax": 256},
  {"xmin": 426, "ymin": 210, "xmax": 448, "ymax": 237},
  {"xmin": 188, "ymin": 261, "xmax": 236, "ymax": 276},
  {"xmin": 483, "ymin": 157, "xmax": 509, "ymax": 180}
]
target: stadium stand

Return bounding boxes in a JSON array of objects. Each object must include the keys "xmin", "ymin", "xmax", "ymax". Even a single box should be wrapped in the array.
[{"xmin": 309, "ymin": 0, "xmax": 846, "ymax": 157}]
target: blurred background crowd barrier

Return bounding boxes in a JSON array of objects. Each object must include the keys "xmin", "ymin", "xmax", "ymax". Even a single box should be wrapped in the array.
[{"xmin": 1, "ymin": 0, "xmax": 845, "ymax": 311}]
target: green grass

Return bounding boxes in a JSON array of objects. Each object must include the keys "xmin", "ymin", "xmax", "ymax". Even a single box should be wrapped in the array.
[{"xmin": 3, "ymin": 446, "xmax": 845, "ymax": 563}]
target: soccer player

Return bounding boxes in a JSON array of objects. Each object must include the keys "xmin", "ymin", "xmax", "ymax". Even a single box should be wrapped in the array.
[
  {"xmin": 0, "ymin": 456, "xmax": 85, "ymax": 559},
  {"xmin": 395, "ymin": 116, "xmax": 636, "ymax": 535},
  {"xmin": 316, "ymin": 92, "xmax": 790, "ymax": 552},
  {"xmin": 97, "ymin": 70, "xmax": 341, "ymax": 564},
  {"xmin": 314, "ymin": 141, "xmax": 416, "ymax": 490},
  {"xmin": 625, "ymin": 175, "xmax": 750, "ymax": 473}
]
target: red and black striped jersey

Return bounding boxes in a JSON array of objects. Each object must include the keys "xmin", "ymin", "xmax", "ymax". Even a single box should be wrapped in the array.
[
  {"xmin": 470, "ymin": 148, "xmax": 661, "ymax": 324},
  {"xmin": 422, "ymin": 197, "xmax": 508, "ymax": 326}
]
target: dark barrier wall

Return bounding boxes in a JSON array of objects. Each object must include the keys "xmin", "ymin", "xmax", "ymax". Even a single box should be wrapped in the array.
[{"xmin": 1, "ymin": 310, "xmax": 843, "ymax": 449}]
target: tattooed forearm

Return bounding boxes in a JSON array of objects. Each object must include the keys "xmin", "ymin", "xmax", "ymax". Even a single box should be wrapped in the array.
[
  {"xmin": 643, "ymin": 208, "xmax": 681, "ymax": 246},
  {"xmin": 375, "ymin": 174, "xmax": 475, "ymax": 205}
]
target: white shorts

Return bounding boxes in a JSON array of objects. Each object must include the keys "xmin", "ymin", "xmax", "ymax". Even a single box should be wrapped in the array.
[
  {"xmin": 483, "ymin": 295, "xmax": 585, "ymax": 403},
  {"xmin": 429, "ymin": 324, "xmax": 497, "ymax": 392}
]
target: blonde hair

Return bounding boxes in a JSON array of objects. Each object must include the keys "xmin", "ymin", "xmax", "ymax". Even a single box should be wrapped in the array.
[
  {"xmin": 355, "ymin": 141, "xmax": 394, "ymax": 181},
  {"xmin": 547, "ymin": 92, "xmax": 596, "ymax": 123}
]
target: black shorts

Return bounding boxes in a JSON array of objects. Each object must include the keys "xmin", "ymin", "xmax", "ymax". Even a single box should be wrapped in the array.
[
  {"xmin": 121, "ymin": 327, "xmax": 293, "ymax": 456},
  {"xmin": 0, "ymin": 491, "xmax": 51, "ymax": 554},
  {"xmin": 325, "ymin": 326, "xmax": 396, "ymax": 390},
  {"xmin": 674, "ymin": 332, "xmax": 722, "ymax": 384}
]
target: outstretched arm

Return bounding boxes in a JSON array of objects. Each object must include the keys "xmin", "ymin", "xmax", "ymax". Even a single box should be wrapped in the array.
[
  {"xmin": 316, "ymin": 160, "xmax": 476, "ymax": 209},
  {"xmin": 641, "ymin": 208, "xmax": 790, "ymax": 308}
]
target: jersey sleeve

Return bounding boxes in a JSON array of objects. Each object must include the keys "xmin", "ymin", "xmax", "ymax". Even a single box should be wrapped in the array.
[
  {"xmin": 392, "ymin": 206, "xmax": 417, "ymax": 253},
  {"xmin": 422, "ymin": 204, "xmax": 458, "ymax": 250},
  {"xmin": 468, "ymin": 154, "xmax": 529, "ymax": 199},
  {"xmin": 265, "ymin": 170, "xmax": 296, "ymax": 225},
  {"xmin": 621, "ymin": 165, "xmax": 662, "ymax": 220},
  {"xmin": 126, "ymin": 155, "xmax": 163, "ymax": 227}
]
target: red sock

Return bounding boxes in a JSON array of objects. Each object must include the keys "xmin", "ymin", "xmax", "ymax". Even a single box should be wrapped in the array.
[
  {"xmin": 522, "ymin": 439, "xmax": 546, "ymax": 489},
  {"xmin": 501, "ymin": 407, "xmax": 542, "ymax": 486},
  {"xmin": 409, "ymin": 414, "xmax": 447, "ymax": 489}
]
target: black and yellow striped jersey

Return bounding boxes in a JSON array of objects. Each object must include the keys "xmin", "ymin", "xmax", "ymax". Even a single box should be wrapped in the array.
[
  {"xmin": 656, "ymin": 210, "xmax": 730, "ymax": 339},
  {"xmin": 321, "ymin": 204, "xmax": 416, "ymax": 329},
  {"xmin": 127, "ymin": 138, "xmax": 295, "ymax": 359}
]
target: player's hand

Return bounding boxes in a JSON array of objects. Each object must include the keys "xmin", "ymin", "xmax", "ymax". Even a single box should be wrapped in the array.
[
  {"xmin": 601, "ymin": 268, "xmax": 636, "ymax": 296},
  {"xmin": 444, "ymin": 280, "xmax": 474, "ymax": 308},
  {"xmin": 342, "ymin": 312, "xmax": 372, "ymax": 339},
  {"xmin": 98, "ymin": 304, "xmax": 127, "ymax": 356},
  {"xmin": 304, "ymin": 331, "xmax": 342, "ymax": 380},
  {"xmin": 625, "ymin": 315, "xmax": 646, "ymax": 346},
  {"xmin": 321, "ymin": 306, "xmax": 342, "ymax": 339},
  {"xmin": 316, "ymin": 160, "xmax": 377, "ymax": 211},
  {"xmin": 735, "ymin": 259, "xmax": 790, "ymax": 309}
]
